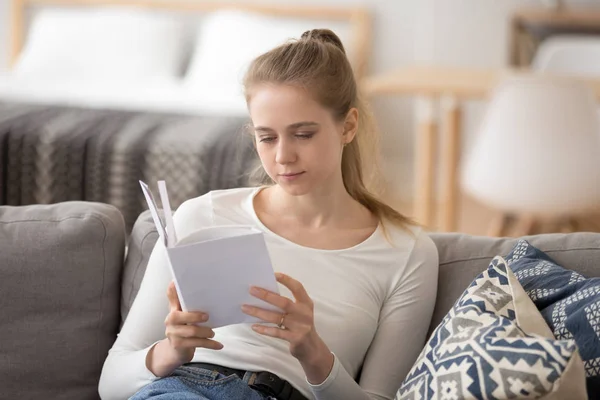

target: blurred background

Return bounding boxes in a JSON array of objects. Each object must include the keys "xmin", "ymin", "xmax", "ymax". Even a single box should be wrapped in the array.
[{"xmin": 0, "ymin": 0, "xmax": 598, "ymax": 236}]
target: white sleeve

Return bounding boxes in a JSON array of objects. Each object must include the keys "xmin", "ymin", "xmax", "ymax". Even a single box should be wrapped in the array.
[
  {"xmin": 308, "ymin": 230, "xmax": 439, "ymax": 400},
  {"xmin": 98, "ymin": 194, "xmax": 214, "ymax": 400}
]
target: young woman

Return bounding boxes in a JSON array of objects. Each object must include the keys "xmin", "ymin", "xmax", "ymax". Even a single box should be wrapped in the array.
[{"xmin": 99, "ymin": 29, "xmax": 438, "ymax": 400}]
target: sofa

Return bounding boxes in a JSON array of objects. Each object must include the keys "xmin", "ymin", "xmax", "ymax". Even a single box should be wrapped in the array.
[{"xmin": 1, "ymin": 201, "xmax": 598, "ymax": 399}]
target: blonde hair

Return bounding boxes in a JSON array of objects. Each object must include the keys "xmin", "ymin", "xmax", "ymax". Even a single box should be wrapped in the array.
[{"xmin": 243, "ymin": 29, "xmax": 414, "ymax": 230}]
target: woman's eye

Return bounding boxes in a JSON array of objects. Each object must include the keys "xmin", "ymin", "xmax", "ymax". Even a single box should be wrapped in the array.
[
  {"xmin": 259, "ymin": 137, "xmax": 276, "ymax": 143},
  {"xmin": 296, "ymin": 132, "xmax": 315, "ymax": 140}
]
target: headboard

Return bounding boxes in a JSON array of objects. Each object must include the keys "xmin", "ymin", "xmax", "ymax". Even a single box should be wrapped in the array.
[{"xmin": 9, "ymin": 0, "xmax": 372, "ymax": 79}]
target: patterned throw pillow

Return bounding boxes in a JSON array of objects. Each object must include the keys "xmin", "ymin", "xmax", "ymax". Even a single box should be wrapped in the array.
[
  {"xmin": 506, "ymin": 239, "xmax": 600, "ymax": 398},
  {"xmin": 397, "ymin": 256, "xmax": 586, "ymax": 400}
]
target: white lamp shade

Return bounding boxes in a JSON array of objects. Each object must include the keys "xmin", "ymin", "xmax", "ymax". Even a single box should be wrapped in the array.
[
  {"xmin": 461, "ymin": 77, "xmax": 600, "ymax": 216},
  {"xmin": 533, "ymin": 36, "xmax": 600, "ymax": 78}
]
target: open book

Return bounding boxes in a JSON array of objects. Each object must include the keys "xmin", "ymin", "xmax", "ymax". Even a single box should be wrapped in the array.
[{"xmin": 139, "ymin": 180, "xmax": 281, "ymax": 328}]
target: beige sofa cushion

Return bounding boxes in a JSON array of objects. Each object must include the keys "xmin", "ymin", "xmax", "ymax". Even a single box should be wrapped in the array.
[
  {"xmin": 0, "ymin": 202, "xmax": 125, "ymax": 400},
  {"xmin": 397, "ymin": 256, "xmax": 587, "ymax": 399},
  {"xmin": 429, "ymin": 232, "xmax": 600, "ymax": 334}
]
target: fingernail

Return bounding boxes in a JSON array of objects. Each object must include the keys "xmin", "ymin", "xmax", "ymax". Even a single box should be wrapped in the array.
[
  {"xmin": 241, "ymin": 305, "xmax": 250, "ymax": 312},
  {"xmin": 250, "ymin": 286, "xmax": 262, "ymax": 295},
  {"xmin": 199, "ymin": 313, "xmax": 208, "ymax": 322}
]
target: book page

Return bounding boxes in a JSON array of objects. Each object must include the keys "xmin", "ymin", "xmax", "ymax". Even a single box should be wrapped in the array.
[
  {"xmin": 139, "ymin": 180, "xmax": 167, "ymax": 246},
  {"xmin": 167, "ymin": 230, "xmax": 280, "ymax": 328}
]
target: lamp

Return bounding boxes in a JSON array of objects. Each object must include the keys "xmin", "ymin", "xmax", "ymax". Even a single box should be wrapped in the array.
[
  {"xmin": 533, "ymin": 35, "xmax": 600, "ymax": 77},
  {"xmin": 461, "ymin": 76, "xmax": 600, "ymax": 236}
]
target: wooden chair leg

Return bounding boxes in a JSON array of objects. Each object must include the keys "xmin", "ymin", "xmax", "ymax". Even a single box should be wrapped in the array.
[
  {"xmin": 439, "ymin": 96, "xmax": 461, "ymax": 232},
  {"xmin": 512, "ymin": 214, "xmax": 536, "ymax": 237},
  {"xmin": 542, "ymin": 218, "xmax": 561, "ymax": 234},
  {"xmin": 569, "ymin": 217, "xmax": 581, "ymax": 232},
  {"xmin": 557, "ymin": 217, "xmax": 574, "ymax": 233},
  {"xmin": 414, "ymin": 97, "xmax": 438, "ymax": 230},
  {"xmin": 487, "ymin": 213, "xmax": 510, "ymax": 237}
]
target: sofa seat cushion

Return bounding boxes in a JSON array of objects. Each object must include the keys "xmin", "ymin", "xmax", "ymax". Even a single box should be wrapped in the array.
[
  {"xmin": 507, "ymin": 239, "xmax": 600, "ymax": 398},
  {"xmin": 397, "ymin": 256, "xmax": 586, "ymax": 400},
  {"xmin": 0, "ymin": 202, "xmax": 125, "ymax": 400}
]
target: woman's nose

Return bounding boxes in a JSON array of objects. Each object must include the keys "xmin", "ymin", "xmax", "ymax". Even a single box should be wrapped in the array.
[{"xmin": 275, "ymin": 139, "xmax": 296, "ymax": 164}]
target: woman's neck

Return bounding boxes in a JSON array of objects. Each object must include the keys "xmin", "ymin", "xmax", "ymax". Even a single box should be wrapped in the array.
[{"xmin": 262, "ymin": 180, "xmax": 366, "ymax": 229}]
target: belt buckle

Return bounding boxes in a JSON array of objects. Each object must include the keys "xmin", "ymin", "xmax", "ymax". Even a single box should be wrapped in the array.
[{"xmin": 249, "ymin": 371, "xmax": 285, "ymax": 397}]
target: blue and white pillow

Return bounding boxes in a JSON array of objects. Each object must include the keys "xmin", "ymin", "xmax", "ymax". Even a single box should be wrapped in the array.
[
  {"xmin": 506, "ymin": 239, "xmax": 600, "ymax": 398},
  {"xmin": 397, "ymin": 256, "xmax": 586, "ymax": 400}
]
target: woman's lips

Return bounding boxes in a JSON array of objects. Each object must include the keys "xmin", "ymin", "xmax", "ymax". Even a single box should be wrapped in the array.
[{"xmin": 279, "ymin": 171, "xmax": 305, "ymax": 180}]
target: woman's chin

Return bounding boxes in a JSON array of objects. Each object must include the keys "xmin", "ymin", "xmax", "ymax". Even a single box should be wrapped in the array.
[{"xmin": 275, "ymin": 179, "xmax": 312, "ymax": 196}]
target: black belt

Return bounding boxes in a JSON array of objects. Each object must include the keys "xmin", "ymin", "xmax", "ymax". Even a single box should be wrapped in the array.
[{"xmin": 185, "ymin": 362, "xmax": 307, "ymax": 400}]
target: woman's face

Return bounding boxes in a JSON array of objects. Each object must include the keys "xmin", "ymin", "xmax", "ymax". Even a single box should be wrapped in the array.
[{"xmin": 248, "ymin": 84, "xmax": 357, "ymax": 196}]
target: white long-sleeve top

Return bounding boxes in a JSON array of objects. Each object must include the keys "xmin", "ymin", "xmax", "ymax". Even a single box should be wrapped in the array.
[{"xmin": 99, "ymin": 187, "xmax": 439, "ymax": 400}]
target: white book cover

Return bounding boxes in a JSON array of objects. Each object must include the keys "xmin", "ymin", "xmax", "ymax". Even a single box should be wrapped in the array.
[{"xmin": 139, "ymin": 180, "xmax": 281, "ymax": 328}]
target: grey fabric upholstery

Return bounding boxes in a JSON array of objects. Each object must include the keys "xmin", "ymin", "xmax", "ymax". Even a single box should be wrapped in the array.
[
  {"xmin": 428, "ymin": 232, "xmax": 600, "ymax": 337},
  {"xmin": 3, "ymin": 202, "xmax": 598, "ymax": 399},
  {"xmin": 0, "ymin": 202, "xmax": 125, "ymax": 400},
  {"xmin": 121, "ymin": 210, "xmax": 160, "ymax": 327}
]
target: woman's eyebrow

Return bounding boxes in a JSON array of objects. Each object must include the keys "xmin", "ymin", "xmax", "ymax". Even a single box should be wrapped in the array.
[
  {"xmin": 287, "ymin": 121, "xmax": 319, "ymax": 130},
  {"xmin": 254, "ymin": 126, "xmax": 275, "ymax": 133},
  {"xmin": 253, "ymin": 121, "xmax": 319, "ymax": 133}
]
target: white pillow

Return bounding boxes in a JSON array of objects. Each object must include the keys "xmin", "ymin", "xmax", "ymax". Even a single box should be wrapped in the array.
[
  {"xmin": 13, "ymin": 8, "xmax": 187, "ymax": 82},
  {"xmin": 183, "ymin": 9, "xmax": 352, "ymax": 109}
]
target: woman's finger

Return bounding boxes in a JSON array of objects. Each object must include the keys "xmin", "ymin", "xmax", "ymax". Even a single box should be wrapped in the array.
[
  {"xmin": 249, "ymin": 286, "xmax": 295, "ymax": 312},
  {"xmin": 167, "ymin": 281, "xmax": 182, "ymax": 312},
  {"xmin": 167, "ymin": 324, "xmax": 215, "ymax": 340},
  {"xmin": 275, "ymin": 273, "xmax": 312, "ymax": 305},
  {"xmin": 171, "ymin": 337, "xmax": 224, "ymax": 351},
  {"xmin": 190, "ymin": 338, "xmax": 224, "ymax": 350},
  {"xmin": 166, "ymin": 311, "xmax": 210, "ymax": 328},
  {"xmin": 167, "ymin": 310, "xmax": 208, "ymax": 326},
  {"xmin": 241, "ymin": 304, "xmax": 290, "ymax": 326}
]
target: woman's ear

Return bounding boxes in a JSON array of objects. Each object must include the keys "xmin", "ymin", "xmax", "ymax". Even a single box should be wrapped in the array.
[{"xmin": 342, "ymin": 108, "xmax": 359, "ymax": 144}]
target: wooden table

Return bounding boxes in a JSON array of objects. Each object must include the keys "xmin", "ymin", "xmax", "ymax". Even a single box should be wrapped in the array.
[
  {"xmin": 361, "ymin": 65, "xmax": 600, "ymax": 232},
  {"xmin": 510, "ymin": 8, "xmax": 600, "ymax": 66}
]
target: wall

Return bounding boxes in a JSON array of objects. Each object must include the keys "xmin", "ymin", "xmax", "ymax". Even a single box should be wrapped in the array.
[
  {"xmin": 0, "ymin": 0, "xmax": 421, "ymax": 199},
  {"xmin": 0, "ymin": 0, "xmax": 8, "ymax": 73},
  {"xmin": 0, "ymin": 0, "xmax": 596, "ymax": 200}
]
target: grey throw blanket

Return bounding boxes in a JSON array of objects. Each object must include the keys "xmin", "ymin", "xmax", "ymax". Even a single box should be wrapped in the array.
[{"xmin": 0, "ymin": 102, "xmax": 258, "ymax": 230}]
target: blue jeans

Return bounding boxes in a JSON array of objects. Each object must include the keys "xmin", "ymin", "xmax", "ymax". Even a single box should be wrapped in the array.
[{"xmin": 129, "ymin": 365, "xmax": 277, "ymax": 400}]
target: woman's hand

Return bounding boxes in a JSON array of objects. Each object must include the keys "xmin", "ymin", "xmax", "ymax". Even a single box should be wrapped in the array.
[
  {"xmin": 241, "ymin": 272, "xmax": 334, "ymax": 384},
  {"xmin": 147, "ymin": 281, "xmax": 224, "ymax": 377},
  {"xmin": 163, "ymin": 281, "xmax": 223, "ymax": 363}
]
